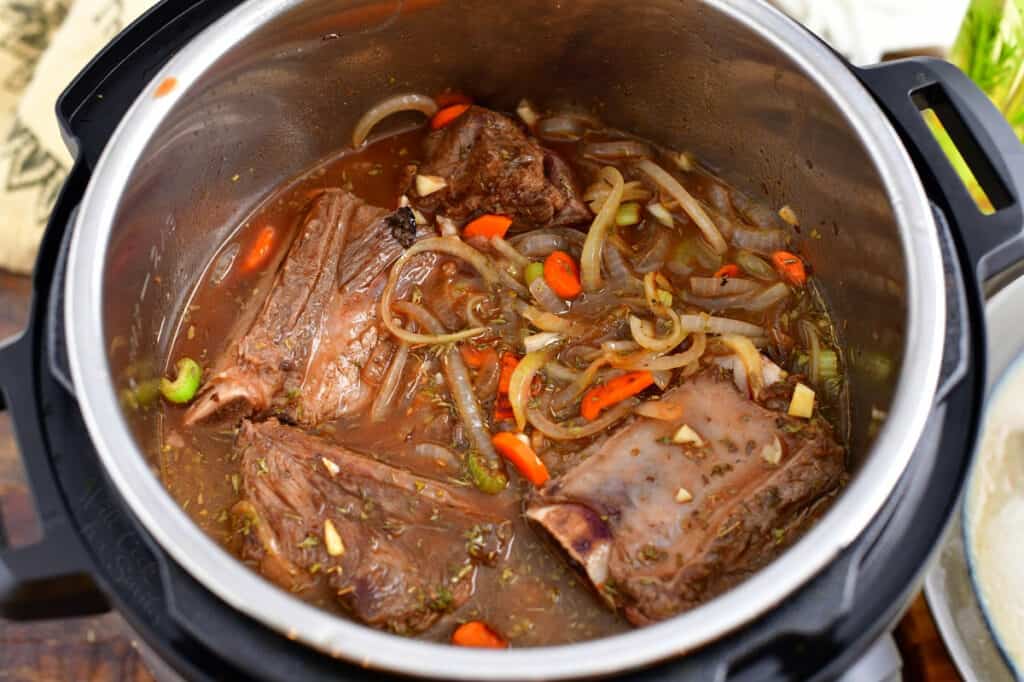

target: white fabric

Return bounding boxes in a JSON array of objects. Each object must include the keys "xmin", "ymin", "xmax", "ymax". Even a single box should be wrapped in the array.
[{"xmin": 774, "ymin": 0, "xmax": 970, "ymax": 65}]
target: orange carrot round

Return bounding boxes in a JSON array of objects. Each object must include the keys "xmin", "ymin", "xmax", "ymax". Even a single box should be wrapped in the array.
[
  {"xmin": 431, "ymin": 103, "xmax": 471, "ymax": 130},
  {"xmin": 543, "ymin": 250, "xmax": 583, "ymax": 299},
  {"xmin": 451, "ymin": 620, "xmax": 508, "ymax": 648},
  {"xmin": 580, "ymin": 371, "xmax": 654, "ymax": 421},
  {"xmin": 771, "ymin": 251, "xmax": 807, "ymax": 286},
  {"xmin": 492, "ymin": 432, "xmax": 549, "ymax": 485},
  {"xmin": 463, "ymin": 214, "xmax": 513, "ymax": 239},
  {"xmin": 714, "ymin": 263, "xmax": 740, "ymax": 279},
  {"xmin": 242, "ymin": 226, "xmax": 276, "ymax": 272}
]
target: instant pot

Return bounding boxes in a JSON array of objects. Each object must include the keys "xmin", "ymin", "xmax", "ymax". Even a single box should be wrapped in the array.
[{"xmin": 2, "ymin": 0, "xmax": 1024, "ymax": 679}]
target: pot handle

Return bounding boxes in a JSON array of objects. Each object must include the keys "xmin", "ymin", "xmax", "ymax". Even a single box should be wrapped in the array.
[
  {"xmin": 0, "ymin": 333, "xmax": 108, "ymax": 620},
  {"xmin": 857, "ymin": 57, "xmax": 1024, "ymax": 285}
]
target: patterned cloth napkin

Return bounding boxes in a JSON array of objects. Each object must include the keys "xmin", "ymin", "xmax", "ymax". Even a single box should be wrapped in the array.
[
  {"xmin": 0, "ymin": 0, "xmax": 969, "ymax": 275},
  {"xmin": 0, "ymin": 0, "xmax": 151, "ymax": 273}
]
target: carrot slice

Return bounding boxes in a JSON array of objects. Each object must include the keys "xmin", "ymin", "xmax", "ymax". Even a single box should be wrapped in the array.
[
  {"xmin": 580, "ymin": 371, "xmax": 654, "ymax": 421},
  {"xmin": 452, "ymin": 621, "xmax": 508, "ymax": 649},
  {"xmin": 492, "ymin": 432, "xmax": 549, "ymax": 486},
  {"xmin": 771, "ymin": 251, "xmax": 807, "ymax": 286},
  {"xmin": 493, "ymin": 394, "xmax": 515, "ymax": 421},
  {"xmin": 431, "ymin": 103, "xmax": 471, "ymax": 130},
  {"xmin": 498, "ymin": 352, "xmax": 519, "ymax": 394},
  {"xmin": 435, "ymin": 91, "xmax": 472, "ymax": 108},
  {"xmin": 544, "ymin": 250, "xmax": 583, "ymax": 299},
  {"xmin": 242, "ymin": 226, "xmax": 276, "ymax": 272},
  {"xmin": 460, "ymin": 345, "xmax": 496, "ymax": 369},
  {"xmin": 714, "ymin": 263, "xmax": 740, "ymax": 279},
  {"xmin": 463, "ymin": 214, "xmax": 513, "ymax": 239}
]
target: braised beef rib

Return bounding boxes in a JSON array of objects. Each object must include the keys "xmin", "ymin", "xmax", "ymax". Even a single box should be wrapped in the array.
[
  {"xmin": 528, "ymin": 368, "xmax": 845, "ymax": 625},
  {"xmin": 406, "ymin": 106, "xmax": 591, "ymax": 228},
  {"xmin": 232, "ymin": 419, "xmax": 508, "ymax": 634}
]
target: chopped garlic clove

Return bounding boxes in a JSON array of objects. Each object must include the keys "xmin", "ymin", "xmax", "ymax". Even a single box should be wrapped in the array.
[
  {"xmin": 760, "ymin": 436, "xmax": 783, "ymax": 465},
  {"xmin": 415, "ymin": 174, "xmax": 447, "ymax": 197},
  {"xmin": 324, "ymin": 519, "xmax": 345, "ymax": 556},
  {"xmin": 321, "ymin": 457, "xmax": 340, "ymax": 476},
  {"xmin": 675, "ymin": 487, "xmax": 693, "ymax": 503},
  {"xmin": 788, "ymin": 382, "xmax": 815, "ymax": 419},
  {"xmin": 516, "ymin": 99, "xmax": 539, "ymax": 127},
  {"xmin": 778, "ymin": 204, "xmax": 799, "ymax": 226},
  {"xmin": 673, "ymin": 151, "xmax": 695, "ymax": 172},
  {"xmin": 672, "ymin": 424, "xmax": 705, "ymax": 446}
]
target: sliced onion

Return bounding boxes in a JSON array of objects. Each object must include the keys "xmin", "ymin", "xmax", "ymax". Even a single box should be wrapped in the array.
[
  {"xmin": 514, "ymin": 233, "xmax": 568, "ymax": 257},
  {"xmin": 474, "ymin": 349, "xmax": 501, "ymax": 397},
  {"xmin": 528, "ymin": 397, "xmax": 638, "ymax": 440},
  {"xmin": 413, "ymin": 443, "xmax": 462, "ymax": 471},
  {"xmin": 690, "ymin": 276, "xmax": 760, "ymax": 297},
  {"xmin": 680, "ymin": 290, "xmax": 757, "ymax": 311},
  {"xmin": 352, "ymin": 93, "xmax": 438, "ymax": 147},
  {"xmin": 736, "ymin": 250, "xmax": 778, "ymax": 281},
  {"xmin": 731, "ymin": 226, "xmax": 790, "ymax": 255},
  {"xmin": 603, "ymin": 240, "xmax": 642, "ymax": 291},
  {"xmin": 550, "ymin": 355, "xmax": 610, "ymax": 414},
  {"xmin": 678, "ymin": 314, "xmax": 763, "ymax": 337},
  {"xmin": 799, "ymin": 319, "xmax": 822, "ymax": 387},
  {"xmin": 611, "ymin": 332, "xmax": 706, "ymax": 371},
  {"xmin": 491, "ymin": 236, "xmax": 530, "ymax": 271},
  {"xmin": 510, "ymin": 350, "xmax": 549, "ymax": 430},
  {"xmin": 370, "ymin": 341, "xmax": 410, "ymax": 422},
  {"xmin": 382, "ymin": 237, "xmax": 524, "ymax": 345},
  {"xmin": 518, "ymin": 302, "xmax": 576, "ymax": 333},
  {"xmin": 636, "ymin": 159, "xmax": 727, "ymax": 254},
  {"xmin": 537, "ymin": 116, "xmax": 588, "ymax": 142},
  {"xmin": 581, "ymin": 167, "xmax": 625, "ymax": 292},
  {"xmin": 511, "ymin": 228, "xmax": 586, "ymax": 257},
  {"xmin": 720, "ymin": 335, "xmax": 764, "ymax": 399},
  {"xmin": 582, "ymin": 140, "xmax": 654, "ymax": 162},
  {"xmin": 744, "ymin": 282, "xmax": 791, "ymax": 311},
  {"xmin": 530, "ymin": 277, "xmax": 568, "ymax": 314},
  {"xmin": 601, "ymin": 339, "xmax": 640, "ymax": 353},
  {"xmin": 544, "ymin": 361, "xmax": 581, "ymax": 383},
  {"xmin": 706, "ymin": 183, "xmax": 734, "ymax": 215},
  {"xmin": 393, "ymin": 302, "xmax": 500, "ymax": 467},
  {"xmin": 585, "ymin": 180, "xmax": 651, "ymax": 214},
  {"xmin": 524, "ymin": 332, "xmax": 562, "ymax": 354},
  {"xmin": 630, "ymin": 309, "xmax": 686, "ymax": 353}
]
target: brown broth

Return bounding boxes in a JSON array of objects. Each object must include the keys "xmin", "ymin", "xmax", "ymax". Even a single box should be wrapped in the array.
[{"xmin": 158, "ymin": 116, "xmax": 844, "ymax": 647}]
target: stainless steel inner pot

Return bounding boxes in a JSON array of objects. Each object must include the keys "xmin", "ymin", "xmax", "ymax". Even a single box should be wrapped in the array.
[{"xmin": 65, "ymin": 0, "xmax": 945, "ymax": 678}]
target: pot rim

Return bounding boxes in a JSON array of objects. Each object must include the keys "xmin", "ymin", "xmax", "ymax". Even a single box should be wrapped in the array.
[{"xmin": 65, "ymin": 0, "xmax": 945, "ymax": 678}]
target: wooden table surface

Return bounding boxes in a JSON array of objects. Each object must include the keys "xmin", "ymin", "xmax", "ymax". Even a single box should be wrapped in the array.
[{"xmin": 0, "ymin": 270, "xmax": 962, "ymax": 681}]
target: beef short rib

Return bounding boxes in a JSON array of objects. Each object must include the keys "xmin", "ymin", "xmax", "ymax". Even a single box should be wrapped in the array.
[
  {"xmin": 406, "ymin": 106, "xmax": 590, "ymax": 228},
  {"xmin": 185, "ymin": 190, "xmax": 431, "ymax": 427},
  {"xmin": 528, "ymin": 368, "xmax": 845, "ymax": 625},
  {"xmin": 232, "ymin": 419, "xmax": 509, "ymax": 634}
]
